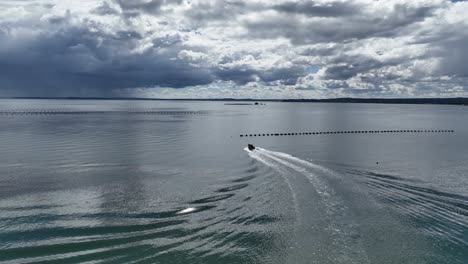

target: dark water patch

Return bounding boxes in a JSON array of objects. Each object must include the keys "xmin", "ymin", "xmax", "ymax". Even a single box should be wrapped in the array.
[
  {"xmin": 223, "ymin": 205, "xmax": 245, "ymax": 215},
  {"xmin": 103, "ymin": 230, "xmax": 274, "ymax": 264},
  {"xmin": 1, "ymin": 209, "xmax": 190, "ymax": 224},
  {"xmin": 106, "ymin": 243, "xmax": 189, "ymax": 264},
  {"xmin": 0, "ymin": 225, "xmax": 210, "ymax": 262},
  {"xmin": 190, "ymin": 194, "xmax": 236, "ymax": 204},
  {"xmin": 0, "ymin": 207, "xmax": 186, "ymax": 224},
  {"xmin": 220, "ymin": 231, "xmax": 275, "ymax": 251},
  {"xmin": 244, "ymin": 167, "xmax": 260, "ymax": 174},
  {"xmin": 128, "ymin": 248, "xmax": 254, "ymax": 264},
  {"xmin": 216, "ymin": 184, "xmax": 248, "ymax": 193},
  {"xmin": 0, "ymin": 204, "xmax": 61, "ymax": 211},
  {"xmin": 229, "ymin": 214, "xmax": 252, "ymax": 225},
  {"xmin": 0, "ymin": 229, "xmax": 181, "ymax": 261},
  {"xmin": 87, "ymin": 208, "xmax": 208, "ymax": 220},
  {"xmin": 0, "ymin": 220, "xmax": 187, "ymax": 244},
  {"xmin": 187, "ymin": 232, "xmax": 277, "ymax": 263},
  {"xmin": 31, "ymin": 244, "xmax": 154, "ymax": 264},
  {"xmin": 11, "ymin": 235, "xmax": 199, "ymax": 264},
  {"xmin": 0, "ymin": 213, "xmax": 65, "ymax": 226},
  {"xmin": 231, "ymin": 175, "xmax": 256, "ymax": 183},
  {"xmin": 232, "ymin": 215, "xmax": 278, "ymax": 226},
  {"xmin": 183, "ymin": 229, "xmax": 238, "ymax": 247},
  {"xmin": 244, "ymin": 215, "xmax": 278, "ymax": 225}
]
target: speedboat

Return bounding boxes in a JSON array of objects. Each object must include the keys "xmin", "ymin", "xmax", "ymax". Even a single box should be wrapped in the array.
[{"xmin": 248, "ymin": 144, "xmax": 255, "ymax": 151}]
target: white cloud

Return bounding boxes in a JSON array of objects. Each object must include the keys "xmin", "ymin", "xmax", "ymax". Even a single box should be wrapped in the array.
[{"xmin": 0, "ymin": 0, "xmax": 466, "ymax": 98}]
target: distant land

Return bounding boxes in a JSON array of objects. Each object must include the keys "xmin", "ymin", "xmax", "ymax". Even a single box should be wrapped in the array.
[{"xmin": 2, "ymin": 97, "xmax": 468, "ymax": 105}]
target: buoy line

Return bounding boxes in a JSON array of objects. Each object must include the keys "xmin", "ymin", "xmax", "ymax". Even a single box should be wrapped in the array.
[{"xmin": 240, "ymin": 130, "xmax": 454, "ymax": 137}]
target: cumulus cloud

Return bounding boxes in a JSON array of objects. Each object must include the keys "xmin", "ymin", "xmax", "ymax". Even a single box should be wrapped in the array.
[
  {"xmin": 272, "ymin": 1, "xmax": 360, "ymax": 17},
  {"xmin": 0, "ymin": 0, "xmax": 467, "ymax": 98}
]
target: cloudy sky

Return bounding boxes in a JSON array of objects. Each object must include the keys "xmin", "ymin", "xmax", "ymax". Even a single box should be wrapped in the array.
[{"xmin": 0, "ymin": 0, "xmax": 467, "ymax": 98}]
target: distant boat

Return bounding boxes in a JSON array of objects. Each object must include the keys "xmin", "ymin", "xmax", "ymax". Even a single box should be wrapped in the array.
[{"xmin": 248, "ymin": 144, "xmax": 256, "ymax": 151}]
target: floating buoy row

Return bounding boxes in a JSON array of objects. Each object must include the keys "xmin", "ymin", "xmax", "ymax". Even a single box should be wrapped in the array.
[
  {"xmin": 0, "ymin": 111, "xmax": 208, "ymax": 116},
  {"xmin": 240, "ymin": 130, "xmax": 454, "ymax": 137},
  {"xmin": 141, "ymin": 111, "xmax": 208, "ymax": 115}
]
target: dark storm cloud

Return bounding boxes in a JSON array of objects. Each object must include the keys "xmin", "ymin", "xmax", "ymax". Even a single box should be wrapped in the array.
[
  {"xmin": 438, "ymin": 35, "xmax": 468, "ymax": 78},
  {"xmin": 245, "ymin": 3, "xmax": 439, "ymax": 44},
  {"xmin": 91, "ymin": 1, "xmax": 119, "ymax": 16},
  {"xmin": 0, "ymin": 0, "xmax": 467, "ymax": 97},
  {"xmin": 214, "ymin": 67, "xmax": 258, "ymax": 85},
  {"xmin": 186, "ymin": 0, "xmax": 248, "ymax": 23},
  {"xmin": 322, "ymin": 55, "xmax": 412, "ymax": 81},
  {"xmin": 273, "ymin": 1, "xmax": 360, "ymax": 17},
  {"xmin": 114, "ymin": 0, "xmax": 166, "ymax": 13},
  {"xmin": 299, "ymin": 44, "xmax": 345, "ymax": 58},
  {"xmin": 214, "ymin": 65, "xmax": 307, "ymax": 86},
  {"xmin": 92, "ymin": 0, "xmax": 184, "ymax": 17},
  {"xmin": 213, "ymin": 50, "xmax": 309, "ymax": 85},
  {"xmin": 0, "ymin": 0, "xmax": 314, "ymax": 96},
  {"xmin": 114, "ymin": 0, "xmax": 183, "ymax": 15},
  {"xmin": 418, "ymin": 23, "xmax": 468, "ymax": 78},
  {"xmin": 258, "ymin": 66, "xmax": 309, "ymax": 85},
  {"xmin": 0, "ymin": 17, "xmax": 214, "ymax": 96}
]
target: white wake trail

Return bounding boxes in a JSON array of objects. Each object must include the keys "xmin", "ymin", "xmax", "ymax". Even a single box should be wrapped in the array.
[
  {"xmin": 246, "ymin": 147, "xmax": 370, "ymax": 264},
  {"xmin": 245, "ymin": 147, "xmax": 302, "ymax": 225},
  {"xmin": 251, "ymin": 148, "xmax": 334, "ymax": 198}
]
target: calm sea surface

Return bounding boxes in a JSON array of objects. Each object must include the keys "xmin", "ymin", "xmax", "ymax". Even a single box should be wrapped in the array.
[{"xmin": 0, "ymin": 99, "xmax": 467, "ymax": 263}]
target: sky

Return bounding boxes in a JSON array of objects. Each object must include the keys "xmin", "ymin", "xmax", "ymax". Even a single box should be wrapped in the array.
[{"xmin": 0, "ymin": 0, "xmax": 467, "ymax": 99}]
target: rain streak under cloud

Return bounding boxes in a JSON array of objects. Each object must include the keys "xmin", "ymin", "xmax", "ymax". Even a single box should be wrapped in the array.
[{"xmin": 0, "ymin": 0, "xmax": 467, "ymax": 98}]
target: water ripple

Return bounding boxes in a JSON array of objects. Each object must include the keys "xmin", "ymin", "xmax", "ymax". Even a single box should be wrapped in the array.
[{"xmin": 350, "ymin": 170, "xmax": 468, "ymax": 248}]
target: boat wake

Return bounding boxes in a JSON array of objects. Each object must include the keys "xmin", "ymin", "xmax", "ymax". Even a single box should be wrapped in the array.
[
  {"xmin": 246, "ymin": 147, "xmax": 369, "ymax": 263},
  {"xmin": 350, "ymin": 169, "xmax": 468, "ymax": 248}
]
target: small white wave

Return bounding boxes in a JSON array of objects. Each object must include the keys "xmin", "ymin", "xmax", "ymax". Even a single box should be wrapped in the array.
[{"xmin": 176, "ymin": 207, "xmax": 196, "ymax": 215}]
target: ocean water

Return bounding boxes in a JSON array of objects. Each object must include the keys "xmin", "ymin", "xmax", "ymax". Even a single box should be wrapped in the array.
[{"xmin": 0, "ymin": 99, "xmax": 467, "ymax": 264}]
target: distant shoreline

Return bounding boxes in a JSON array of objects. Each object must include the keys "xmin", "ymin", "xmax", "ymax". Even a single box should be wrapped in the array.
[{"xmin": 1, "ymin": 97, "xmax": 468, "ymax": 106}]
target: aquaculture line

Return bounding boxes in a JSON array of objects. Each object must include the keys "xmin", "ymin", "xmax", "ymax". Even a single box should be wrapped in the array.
[{"xmin": 240, "ymin": 130, "xmax": 454, "ymax": 137}]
